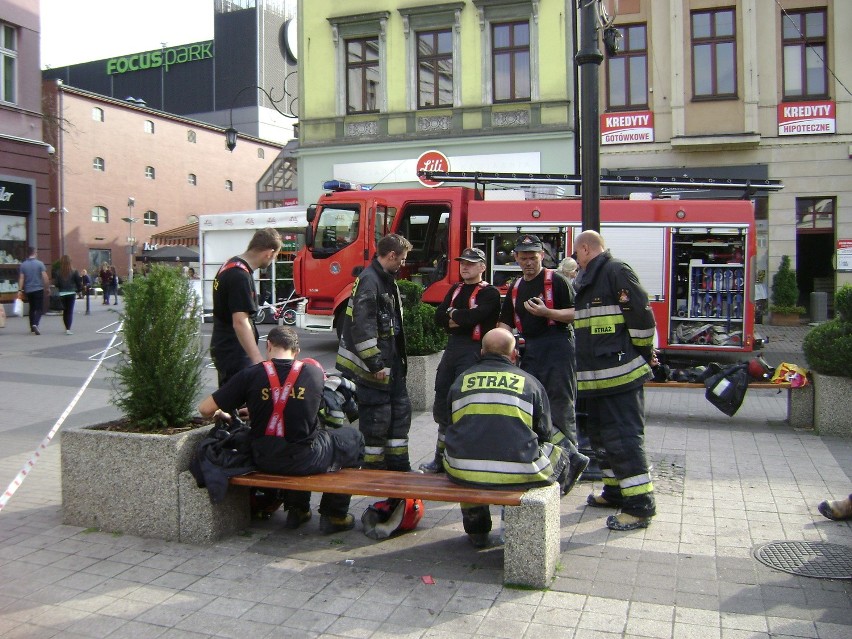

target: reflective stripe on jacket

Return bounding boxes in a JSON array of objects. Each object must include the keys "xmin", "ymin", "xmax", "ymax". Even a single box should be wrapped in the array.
[
  {"xmin": 443, "ymin": 354, "xmax": 566, "ymax": 488},
  {"xmin": 574, "ymin": 250, "xmax": 655, "ymax": 397},
  {"xmin": 335, "ymin": 258, "xmax": 406, "ymax": 390}
]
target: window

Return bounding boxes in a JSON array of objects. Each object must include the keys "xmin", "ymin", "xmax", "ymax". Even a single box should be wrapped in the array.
[
  {"xmin": 314, "ymin": 205, "xmax": 360, "ymax": 255},
  {"xmin": 225, "ymin": 179, "xmax": 233, "ymax": 191},
  {"xmin": 93, "ymin": 157, "xmax": 105, "ymax": 171},
  {"xmin": 257, "ymin": 148, "xmax": 265, "ymax": 159},
  {"xmin": 346, "ymin": 37, "xmax": 380, "ymax": 113},
  {"xmin": 91, "ymin": 206, "xmax": 109, "ymax": 223},
  {"xmin": 796, "ymin": 197, "xmax": 834, "ymax": 231},
  {"xmin": 92, "ymin": 107, "xmax": 104, "ymax": 122},
  {"xmin": 691, "ymin": 8, "xmax": 736, "ymax": 99},
  {"xmin": 144, "ymin": 120, "xmax": 155, "ymax": 134},
  {"xmin": 89, "ymin": 249, "xmax": 111, "ymax": 273},
  {"xmin": 187, "ymin": 130, "xmax": 196, "ymax": 143},
  {"xmin": 782, "ymin": 9, "xmax": 827, "ymax": 100},
  {"xmin": 492, "ymin": 21, "xmax": 530, "ymax": 102},
  {"xmin": 606, "ymin": 24, "xmax": 648, "ymax": 109},
  {"xmin": 417, "ymin": 29, "xmax": 453, "ymax": 108},
  {"xmin": 0, "ymin": 22, "xmax": 17, "ymax": 103},
  {"xmin": 145, "ymin": 166, "xmax": 155, "ymax": 180},
  {"xmin": 143, "ymin": 210, "xmax": 158, "ymax": 227},
  {"xmin": 188, "ymin": 173, "xmax": 197, "ymax": 186}
]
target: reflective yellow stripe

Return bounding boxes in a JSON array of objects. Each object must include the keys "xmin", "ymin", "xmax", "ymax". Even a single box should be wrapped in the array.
[
  {"xmin": 574, "ymin": 314, "xmax": 625, "ymax": 330},
  {"xmin": 621, "ymin": 481, "xmax": 654, "ymax": 497},
  {"xmin": 577, "ymin": 363, "xmax": 650, "ymax": 392},
  {"xmin": 603, "ymin": 477, "xmax": 619, "ymax": 487},
  {"xmin": 451, "ymin": 403, "xmax": 532, "ymax": 428}
]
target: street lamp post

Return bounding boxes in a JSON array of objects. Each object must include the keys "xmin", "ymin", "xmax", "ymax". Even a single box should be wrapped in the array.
[{"xmin": 121, "ymin": 197, "xmax": 138, "ymax": 283}]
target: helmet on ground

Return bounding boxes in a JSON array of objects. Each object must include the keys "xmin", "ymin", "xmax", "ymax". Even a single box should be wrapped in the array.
[{"xmin": 361, "ymin": 498, "xmax": 424, "ymax": 540}]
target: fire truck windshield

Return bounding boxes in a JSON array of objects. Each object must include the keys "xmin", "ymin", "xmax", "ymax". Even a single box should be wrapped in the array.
[{"xmin": 312, "ymin": 205, "xmax": 360, "ymax": 256}]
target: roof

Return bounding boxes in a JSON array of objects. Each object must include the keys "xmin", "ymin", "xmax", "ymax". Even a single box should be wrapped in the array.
[{"xmin": 150, "ymin": 222, "xmax": 199, "ymax": 246}]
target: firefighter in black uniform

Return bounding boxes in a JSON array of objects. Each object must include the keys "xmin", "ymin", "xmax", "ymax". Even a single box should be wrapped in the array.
[
  {"xmin": 336, "ymin": 234, "xmax": 414, "ymax": 471},
  {"xmin": 498, "ymin": 234, "xmax": 588, "ymax": 474},
  {"xmin": 199, "ymin": 326, "xmax": 364, "ymax": 534},
  {"xmin": 210, "ymin": 227, "xmax": 282, "ymax": 386},
  {"xmin": 444, "ymin": 328, "xmax": 580, "ymax": 547},
  {"xmin": 574, "ymin": 230, "xmax": 656, "ymax": 531},
  {"xmin": 419, "ymin": 247, "xmax": 501, "ymax": 473}
]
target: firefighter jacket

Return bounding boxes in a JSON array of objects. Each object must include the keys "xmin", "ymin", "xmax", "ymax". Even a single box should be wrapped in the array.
[
  {"xmin": 574, "ymin": 250, "xmax": 656, "ymax": 397},
  {"xmin": 443, "ymin": 354, "xmax": 567, "ymax": 489},
  {"xmin": 336, "ymin": 258, "xmax": 407, "ymax": 390}
]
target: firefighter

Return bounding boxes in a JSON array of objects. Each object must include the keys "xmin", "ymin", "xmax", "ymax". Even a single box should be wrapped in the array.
[
  {"xmin": 443, "ymin": 328, "xmax": 581, "ymax": 548},
  {"xmin": 497, "ymin": 234, "xmax": 588, "ymax": 474},
  {"xmin": 336, "ymin": 233, "xmax": 414, "ymax": 471},
  {"xmin": 419, "ymin": 247, "xmax": 501, "ymax": 474},
  {"xmin": 573, "ymin": 230, "xmax": 657, "ymax": 531}
]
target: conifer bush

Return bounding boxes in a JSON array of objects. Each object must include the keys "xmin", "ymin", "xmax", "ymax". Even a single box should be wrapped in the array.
[
  {"xmin": 111, "ymin": 265, "xmax": 204, "ymax": 430},
  {"xmin": 770, "ymin": 255, "xmax": 805, "ymax": 315},
  {"xmin": 398, "ymin": 279, "xmax": 447, "ymax": 356}
]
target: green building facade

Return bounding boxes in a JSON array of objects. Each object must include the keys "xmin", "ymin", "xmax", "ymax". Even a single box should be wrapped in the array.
[{"xmin": 297, "ymin": 0, "xmax": 576, "ymax": 202}]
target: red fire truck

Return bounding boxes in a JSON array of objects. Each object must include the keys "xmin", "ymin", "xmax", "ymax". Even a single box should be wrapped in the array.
[{"xmin": 293, "ymin": 172, "xmax": 782, "ymax": 354}]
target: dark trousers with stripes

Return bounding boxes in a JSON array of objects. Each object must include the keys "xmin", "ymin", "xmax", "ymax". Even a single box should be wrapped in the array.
[{"xmin": 586, "ymin": 387, "xmax": 656, "ymax": 518}]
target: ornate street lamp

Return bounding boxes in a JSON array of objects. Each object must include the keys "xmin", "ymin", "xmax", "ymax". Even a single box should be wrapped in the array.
[{"xmin": 224, "ymin": 77, "xmax": 297, "ymax": 152}]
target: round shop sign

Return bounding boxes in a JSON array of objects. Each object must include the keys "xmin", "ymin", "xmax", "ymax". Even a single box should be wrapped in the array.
[
  {"xmin": 416, "ymin": 150, "xmax": 450, "ymax": 188},
  {"xmin": 330, "ymin": 262, "xmax": 341, "ymax": 275}
]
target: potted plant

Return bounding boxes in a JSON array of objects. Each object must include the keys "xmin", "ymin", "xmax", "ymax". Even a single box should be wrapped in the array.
[
  {"xmin": 61, "ymin": 265, "xmax": 210, "ymax": 540},
  {"xmin": 769, "ymin": 255, "xmax": 805, "ymax": 325},
  {"xmin": 802, "ymin": 284, "xmax": 852, "ymax": 437},
  {"xmin": 399, "ymin": 279, "xmax": 447, "ymax": 411}
]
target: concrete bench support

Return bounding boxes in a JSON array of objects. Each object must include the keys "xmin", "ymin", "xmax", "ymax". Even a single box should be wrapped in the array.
[
  {"xmin": 178, "ymin": 471, "xmax": 251, "ymax": 544},
  {"xmin": 503, "ymin": 483, "xmax": 560, "ymax": 588}
]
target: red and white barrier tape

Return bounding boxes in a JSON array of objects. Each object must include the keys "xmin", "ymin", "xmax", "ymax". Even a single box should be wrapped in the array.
[{"xmin": 0, "ymin": 322, "xmax": 124, "ymax": 513}]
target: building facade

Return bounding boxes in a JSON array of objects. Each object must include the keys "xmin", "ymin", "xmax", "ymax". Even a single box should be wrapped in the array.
[
  {"xmin": 296, "ymin": 0, "xmax": 577, "ymax": 203},
  {"xmin": 0, "ymin": 0, "xmax": 53, "ymax": 310},
  {"xmin": 43, "ymin": 0, "xmax": 298, "ymax": 145},
  {"xmin": 42, "ymin": 82, "xmax": 283, "ymax": 279},
  {"xmin": 598, "ymin": 0, "xmax": 851, "ymax": 310}
]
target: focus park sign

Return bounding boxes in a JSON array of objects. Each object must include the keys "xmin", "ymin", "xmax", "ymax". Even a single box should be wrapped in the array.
[
  {"xmin": 416, "ymin": 150, "xmax": 450, "ymax": 188},
  {"xmin": 106, "ymin": 41, "xmax": 214, "ymax": 75}
]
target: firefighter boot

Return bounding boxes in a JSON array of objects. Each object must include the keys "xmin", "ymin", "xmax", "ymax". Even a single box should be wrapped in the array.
[
  {"xmin": 418, "ymin": 447, "xmax": 445, "ymax": 474},
  {"xmin": 285, "ymin": 507, "xmax": 312, "ymax": 530},
  {"xmin": 319, "ymin": 513, "xmax": 356, "ymax": 534}
]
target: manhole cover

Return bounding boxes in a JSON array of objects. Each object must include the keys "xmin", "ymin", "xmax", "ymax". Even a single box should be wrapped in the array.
[{"xmin": 754, "ymin": 541, "xmax": 852, "ymax": 580}]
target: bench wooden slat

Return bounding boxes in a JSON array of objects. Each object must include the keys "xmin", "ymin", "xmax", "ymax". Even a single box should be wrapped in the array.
[
  {"xmin": 645, "ymin": 381, "xmax": 791, "ymax": 390},
  {"xmin": 229, "ymin": 468, "xmax": 526, "ymax": 506}
]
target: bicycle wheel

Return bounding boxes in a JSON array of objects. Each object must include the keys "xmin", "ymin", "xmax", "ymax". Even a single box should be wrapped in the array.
[
  {"xmin": 254, "ymin": 308, "xmax": 267, "ymax": 324},
  {"xmin": 282, "ymin": 308, "xmax": 297, "ymax": 325}
]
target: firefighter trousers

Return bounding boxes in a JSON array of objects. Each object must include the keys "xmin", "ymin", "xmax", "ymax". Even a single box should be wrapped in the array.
[
  {"xmin": 586, "ymin": 387, "xmax": 656, "ymax": 518},
  {"xmin": 431, "ymin": 338, "xmax": 481, "ymax": 458},
  {"xmin": 521, "ymin": 330, "xmax": 578, "ymax": 446},
  {"xmin": 357, "ymin": 359, "xmax": 412, "ymax": 471}
]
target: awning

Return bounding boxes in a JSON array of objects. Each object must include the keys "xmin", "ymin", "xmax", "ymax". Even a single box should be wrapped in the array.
[{"xmin": 139, "ymin": 245, "xmax": 199, "ymax": 262}]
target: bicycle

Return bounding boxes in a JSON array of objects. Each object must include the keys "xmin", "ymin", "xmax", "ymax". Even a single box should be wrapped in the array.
[{"xmin": 254, "ymin": 291, "xmax": 302, "ymax": 325}]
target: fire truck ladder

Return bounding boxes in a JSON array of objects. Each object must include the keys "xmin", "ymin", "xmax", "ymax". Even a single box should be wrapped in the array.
[{"xmin": 418, "ymin": 171, "xmax": 784, "ymax": 199}]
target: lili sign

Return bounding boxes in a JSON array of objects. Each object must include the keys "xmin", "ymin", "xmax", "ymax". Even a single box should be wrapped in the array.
[{"xmin": 416, "ymin": 150, "xmax": 450, "ymax": 187}]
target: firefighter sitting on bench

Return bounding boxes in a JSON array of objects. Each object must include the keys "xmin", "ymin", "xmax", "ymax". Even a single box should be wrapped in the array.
[
  {"xmin": 198, "ymin": 326, "xmax": 364, "ymax": 534},
  {"xmin": 443, "ymin": 327, "xmax": 583, "ymax": 548}
]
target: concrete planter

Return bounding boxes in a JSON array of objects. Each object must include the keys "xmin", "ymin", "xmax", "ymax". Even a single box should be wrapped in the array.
[
  {"xmin": 406, "ymin": 351, "xmax": 443, "ymax": 412},
  {"xmin": 812, "ymin": 372, "xmax": 852, "ymax": 437},
  {"xmin": 62, "ymin": 424, "xmax": 214, "ymax": 540}
]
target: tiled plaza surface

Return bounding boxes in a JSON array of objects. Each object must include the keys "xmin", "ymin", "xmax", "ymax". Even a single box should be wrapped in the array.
[{"xmin": 0, "ymin": 307, "xmax": 849, "ymax": 638}]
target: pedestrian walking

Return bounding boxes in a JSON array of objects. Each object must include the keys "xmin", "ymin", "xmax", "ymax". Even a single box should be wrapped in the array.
[
  {"xmin": 17, "ymin": 246, "xmax": 49, "ymax": 335},
  {"xmin": 54, "ymin": 255, "xmax": 82, "ymax": 335}
]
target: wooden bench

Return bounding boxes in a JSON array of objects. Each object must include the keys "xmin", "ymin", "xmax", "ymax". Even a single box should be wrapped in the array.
[
  {"xmin": 178, "ymin": 468, "xmax": 561, "ymax": 588},
  {"xmin": 645, "ymin": 380, "xmax": 813, "ymax": 427}
]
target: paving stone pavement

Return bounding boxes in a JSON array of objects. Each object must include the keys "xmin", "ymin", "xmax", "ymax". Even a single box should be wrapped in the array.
[{"xmin": 0, "ymin": 309, "xmax": 849, "ymax": 639}]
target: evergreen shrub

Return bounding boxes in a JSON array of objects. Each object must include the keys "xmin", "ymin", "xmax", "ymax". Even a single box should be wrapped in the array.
[
  {"xmin": 770, "ymin": 255, "xmax": 805, "ymax": 315},
  {"xmin": 111, "ymin": 265, "xmax": 204, "ymax": 430},
  {"xmin": 398, "ymin": 279, "xmax": 447, "ymax": 356}
]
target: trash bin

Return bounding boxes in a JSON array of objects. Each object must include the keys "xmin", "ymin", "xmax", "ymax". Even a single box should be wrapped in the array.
[{"xmin": 810, "ymin": 291, "xmax": 828, "ymax": 323}]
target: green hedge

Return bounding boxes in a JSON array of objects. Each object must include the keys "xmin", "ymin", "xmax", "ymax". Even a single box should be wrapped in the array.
[
  {"xmin": 398, "ymin": 279, "xmax": 447, "ymax": 356},
  {"xmin": 803, "ymin": 284, "xmax": 852, "ymax": 378}
]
